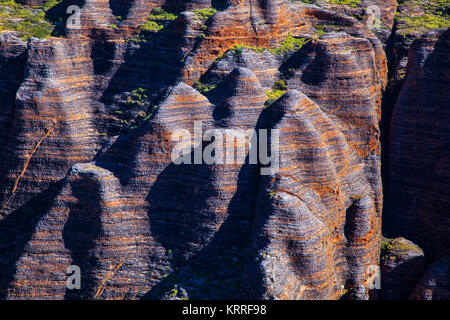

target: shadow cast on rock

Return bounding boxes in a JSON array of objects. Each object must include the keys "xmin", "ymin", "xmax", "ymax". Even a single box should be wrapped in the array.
[
  {"xmin": 143, "ymin": 143, "xmax": 261, "ymax": 299},
  {"xmin": 63, "ymin": 177, "xmax": 103, "ymax": 300}
]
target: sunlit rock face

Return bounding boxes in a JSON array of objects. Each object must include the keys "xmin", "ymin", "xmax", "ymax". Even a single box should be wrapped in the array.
[{"xmin": 0, "ymin": 0, "xmax": 389, "ymax": 300}]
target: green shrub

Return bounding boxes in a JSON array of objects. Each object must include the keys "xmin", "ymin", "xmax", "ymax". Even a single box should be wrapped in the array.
[
  {"xmin": 140, "ymin": 7, "xmax": 178, "ymax": 34},
  {"xmin": 273, "ymin": 80, "xmax": 287, "ymax": 91},
  {"xmin": 396, "ymin": 13, "xmax": 450, "ymax": 36},
  {"xmin": 141, "ymin": 20, "xmax": 164, "ymax": 32},
  {"xmin": 125, "ymin": 34, "xmax": 147, "ymax": 43},
  {"xmin": 232, "ymin": 46, "xmax": 244, "ymax": 55},
  {"xmin": 327, "ymin": 0, "xmax": 361, "ymax": 8},
  {"xmin": 41, "ymin": 0, "xmax": 61, "ymax": 11},
  {"xmin": 315, "ymin": 24, "xmax": 326, "ymax": 37},
  {"xmin": 222, "ymin": 44, "xmax": 265, "ymax": 58},
  {"xmin": 269, "ymin": 33, "xmax": 309, "ymax": 55},
  {"xmin": 265, "ymin": 89, "xmax": 286, "ymax": 108},
  {"xmin": 395, "ymin": 0, "xmax": 450, "ymax": 36},
  {"xmin": 127, "ymin": 87, "xmax": 149, "ymax": 105},
  {"xmin": 218, "ymin": 33, "xmax": 309, "ymax": 65},
  {"xmin": 147, "ymin": 7, "xmax": 178, "ymax": 21}
]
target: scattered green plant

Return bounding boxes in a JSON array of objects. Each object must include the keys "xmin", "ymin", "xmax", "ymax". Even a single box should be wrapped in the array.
[
  {"xmin": 42, "ymin": 0, "xmax": 61, "ymax": 11},
  {"xmin": 194, "ymin": 81, "xmax": 216, "ymax": 95},
  {"xmin": 396, "ymin": 13, "xmax": 450, "ymax": 36},
  {"xmin": 315, "ymin": 24, "xmax": 326, "ymax": 37},
  {"xmin": 141, "ymin": 20, "xmax": 164, "ymax": 32},
  {"xmin": 0, "ymin": 0, "xmax": 62, "ymax": 40},
  {"xmin": 328, "ymin": 0, "xmax": 361, "ymax": 8},
  {"xmin": 273, "ymin": 79, "xmax": 287, "ymax": 91},
  {"xmin": 264, "ymin": 78, "xmax": 290, "ymax": 107},
  {"xmin": 147, "ymin": 7, "xmax": 178, "ymax": 21},
  {"xmin": 380, "ymin": 237, "xmax": 424, "ymax": 262},
  {"xmin": 127, "ymin": 105, "xmax": 159, "ymax": 130},
  {"xmin": 125, "ymin": 34, "xmax": 147, "ymax": 43}
]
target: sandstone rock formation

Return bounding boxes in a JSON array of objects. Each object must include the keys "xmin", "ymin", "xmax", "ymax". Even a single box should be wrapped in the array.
[{"xmin": 0, "ymin": 0, "xmax": 447, "ymax": 301}]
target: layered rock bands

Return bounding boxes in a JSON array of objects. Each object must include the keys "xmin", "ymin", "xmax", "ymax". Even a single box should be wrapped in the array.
[{"xmin": 0, "ymin": 0, "xmax": 389, "ymax": 300}]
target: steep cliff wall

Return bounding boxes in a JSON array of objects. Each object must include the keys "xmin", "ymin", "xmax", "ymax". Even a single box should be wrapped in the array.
[{"xmin": 0, "ymin": 0, "xmax": 388, "ymax": 300}]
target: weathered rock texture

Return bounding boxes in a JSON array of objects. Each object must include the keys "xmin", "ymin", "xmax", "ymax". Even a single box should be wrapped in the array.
[
  {"xmin": 380, "ymin": 237, "xmax": 426, "ymax": 300},
  {"xmin": 242, "ymin": 90, "xmax": 381, "ymax": 300},
  {"xmin": 0, "ymin": 0, "xmax": 390, "ymax": 300},
  {"xmin": 386, "ymin": 29, "xmax": 450, "ymax": 260}
]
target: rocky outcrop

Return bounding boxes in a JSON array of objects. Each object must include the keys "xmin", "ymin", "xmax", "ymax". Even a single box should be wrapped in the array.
[
  {"xmin": 0, "ymin": 0, "xmax": 390, "ymax": 300},
  {"xmin": 242, "ymin": 91, "xmax": 381, "ymax": 300}
]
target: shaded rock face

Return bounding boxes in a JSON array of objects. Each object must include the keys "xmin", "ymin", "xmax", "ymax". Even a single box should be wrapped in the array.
[
  {"xmin": 386, "ymin": 29, "xmax": 450, "ymax": 260},
  {"xmin": 0, "ymin": 0, "xmax": 387, "ymax": 300},
  {"xmin": 380, "ymin": 237, "xmax": 426, "ymax": 300},
  {"xmin": 316, "ymin": 0, "xmax": 398, "ymax": 45},
  {"xmin": 410, "ymin": 256, "xmax": 450, "ymax": 300}
]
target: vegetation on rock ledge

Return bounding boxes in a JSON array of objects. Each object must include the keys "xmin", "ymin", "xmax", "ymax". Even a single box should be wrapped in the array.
[
  {"xmin": 291, "ymin": 0, "xmax": 361, "ymax": 7},
  {"xmin": 0, "ymin": 0, "xmax": 61, "ymax": 40},
  {"xmin": 193, "ymin": 8, "xmax": 217, "ymax": 21},
  {"xmin": 141, "ymin": 7, "xmax": 178, "ymax": 33}
]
